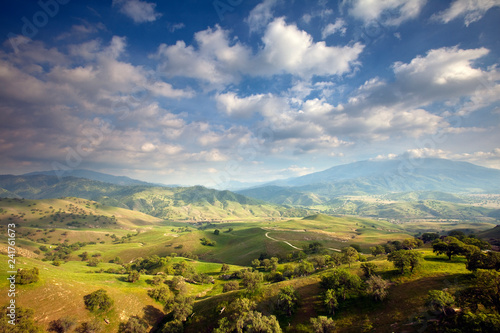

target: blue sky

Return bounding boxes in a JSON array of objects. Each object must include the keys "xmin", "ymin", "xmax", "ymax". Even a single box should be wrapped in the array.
[{"xmin": 0, "ymin": 0, "xmax": 499, "ymax": 187}]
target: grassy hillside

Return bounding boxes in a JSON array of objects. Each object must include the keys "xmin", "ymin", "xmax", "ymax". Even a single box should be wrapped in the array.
[
  {"xmin": 0, "ymin": 246, "xmax": 482, "ymax": 333},
  {"xmin": 99, "ymin": 185, "xmax": 309, "ymax": 221},
  {"xmin": 0, "ymin": 196, "xmax": 498, "ymax": 332},
  {"xmin": 185, "ymin": 248, "xmax": 474, "ymax": 333},
  {"xmin": 0, "ymin": 197, "xmax": 162, "ymax": 228},
  {"xmin": 321, "ymin": 197, "xmax": 496, "ymax": 220},
  {"xmin": 1, "ymin": 197, "xmax": 495, "ymax": 266},
  {"xmin": 477, "ymin": 225, "xmax": 500, "ymax": 247},
  {"xmin": 1, "ymin": 197, "xmax": 494, "ymax": 266},
  {"xmin": 239, "ymin": 186, "xmax": 500, "ymax": 222},
  {"xmin": 0, "ymin": 254, "xmax": 242, "ymax": 332},
  {"xmin": 0, "ymin": 176, "xmax": 309, "ymax": 221}
]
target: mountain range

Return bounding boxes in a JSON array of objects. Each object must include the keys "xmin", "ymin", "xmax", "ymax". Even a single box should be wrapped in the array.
[
  {"xmin": 0, "ymin": 174, "xmax": 307, "ymax": 220},
  {"xmin": 23, "ymin": 169, "xmax": 157, "ymax": 186},
  {"xmin": 237, "ymin": 158, "xmax": 500, "ymax": 205},
  {"xmin": 1, "ymin": 158, "xmax": 499, "ymax": 220}
]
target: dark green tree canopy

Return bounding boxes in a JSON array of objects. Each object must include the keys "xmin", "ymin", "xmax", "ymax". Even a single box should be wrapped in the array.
[{"xmin": 83, "ymin": 289, "xmax": 114, "ymax": 313}]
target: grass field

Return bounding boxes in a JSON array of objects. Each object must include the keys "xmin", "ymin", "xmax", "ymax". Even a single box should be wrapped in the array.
[
  {"xmin": 0, "ymin": 197, "xmax": 497, "ymax": 332},
  {"xmin": 0, "ymin": 253, "xmax": 247, "ymax": 332}
]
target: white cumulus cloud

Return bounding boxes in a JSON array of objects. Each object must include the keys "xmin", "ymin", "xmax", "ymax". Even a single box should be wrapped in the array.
[
  {"xmin": 322, "ymin": 18, "xmax": 347, "ymax": 39},
  {"xmin": 154, "ymin": 18, "xmax": 364, "ymax": 85},
  {"xmin": 344, "ymin": 0, "xmax": 427, "ymax": 26},
  {"xmin": 433, "ymin": 0, "xmax": 500, "ymax": 26},
  {"xmin": 246, "ymin": 0, "xmax": 280, "ymax": 33},
  {"xmin": 113, "ymin": 0, "xmax": 162, "ymax": 23}
]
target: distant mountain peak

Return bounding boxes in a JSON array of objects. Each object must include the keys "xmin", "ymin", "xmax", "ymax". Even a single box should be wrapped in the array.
[{"xmin": 237, "ymin": 158, "xmax": 500, "ymax": 205}]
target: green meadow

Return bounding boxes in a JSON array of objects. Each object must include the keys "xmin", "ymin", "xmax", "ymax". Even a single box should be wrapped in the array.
[{"xmin": 0, "ymin": 197, "xmax": 498, "ymax": 332}]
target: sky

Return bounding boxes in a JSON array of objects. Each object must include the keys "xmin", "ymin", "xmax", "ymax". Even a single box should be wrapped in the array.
[{"xmin": 0, "ymin": 0, "xmax": 499, "ymax": 188}]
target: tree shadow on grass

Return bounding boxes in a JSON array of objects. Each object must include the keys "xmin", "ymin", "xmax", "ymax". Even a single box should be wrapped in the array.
[{"xmin": 143, "ymin": 305, "xmax": 164, "ymax": 331}]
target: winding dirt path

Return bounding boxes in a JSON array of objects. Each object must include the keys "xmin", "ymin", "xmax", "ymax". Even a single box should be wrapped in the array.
[
  {"xmin": 327, "ymin": 247, "xmax": 341, "ymax": 252},
  {"xmin": 263, "ymin": 229, "xmax": 342, "ymax": 252},
  {"xmin": 264, "ymin": 231, "xmax": 303, "ymax": 250}
]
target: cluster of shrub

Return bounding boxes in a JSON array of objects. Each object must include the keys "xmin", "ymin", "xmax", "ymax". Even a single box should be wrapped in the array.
[
  {"xmin": 425, "ymin": 269, "xmax": 500, "ymax": 332},
  {"xmin": 321, "ymin": 266, "xmax": 389, "ymax": 317},
  {"xmin": 369, "ymin": 237, "xmax": 424, "ymax": 256},
  {"xmin": 15, "ymin": 267, "xmax": 39, "ymax": 285},
  {"xmin": 430, "ymin": 233, "xmax": 499, "ymax": 271},
  {"xmin": 200, "ymin": 237, "xmax": 216, "ymax": 246},
  {"xmin": 369, "ymin": 231, "xmax": 500, "ymax": 332},
  {"xmin": 38, "ymin": 241, "xmax": 90, "ymax": 265}
]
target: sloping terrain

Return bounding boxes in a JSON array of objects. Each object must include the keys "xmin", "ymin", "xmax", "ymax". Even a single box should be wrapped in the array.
[{"xmin": 0, "ymin": 176, "xmax": 308, "ymax": 220}]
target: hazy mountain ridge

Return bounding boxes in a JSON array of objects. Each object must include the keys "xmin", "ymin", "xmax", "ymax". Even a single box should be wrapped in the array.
[
  {"xmin": 23, "ymin": 169, "xmax": 157, "ymax": 186},
  {"xmin": 265, "ymin": 158, "xmax": 500, "ymax": 190},
  {"xmin": 0, "ymin": 175, "xmax": 308, "ymax": 220},
  {"xmin": 238, "ymin": 158, "xmax": 500, "ymax": 206}
]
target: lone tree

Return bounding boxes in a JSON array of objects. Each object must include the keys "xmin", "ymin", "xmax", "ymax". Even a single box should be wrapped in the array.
[
  {"xmin": 276, "ymin": 285, "xmax": 300, "ymax": 316},
  {"xmin": 223, "ymin": 281, "xmax": 239, "ymax": 292},
  {"xmin": 341, "ymin": 246, "xmax": 359, "ymax": 268},
  {"xmin": 310, "ymin": 316, "xmax": 335, "ymax": 333},
  {"xmin": 360, "ymin": 262, "xmax": 377, "ymax": 278},
  {"xmin": 432, "ymin": 236, "xmax": 467, "ymax": 260},
  {"xmin": 127, "ymin": 270, "xmax": 141, "ymax": 283},
  {"xmin": 402, "ymin": 238, "xmax": 424, "ymax": 250},
  {"xmin": 388, "ymin": 250, "xmax": 423, "ymax": 274},
  {"xmin": 79, "ymin": 251, "xmax": 89, "ymax": 261},
  {"xmin": 83, "ymin": 289, "xmax": 113, "ymax": 313},
  {"xmin": 365, "ymin": 275, "xmax": 390, "ymax": 301},
  {"xmin": 369, "ymin": 245, "xmax": 384, "ymax": 257},
  {"xmin": 87, "ymin": 257, "xmax": 100, "ymax": 267},
  {"xmin": 16, "ymin": 267, "xmax": 39, "ymax": 285},
  {"xmin": 242, "ymin": 270, "xmax": 264, "ymax": 293},
  {"xmin": 170, "ymin": 295, "xmax": 194, "ymax": 322},
  {"xmin": 323, "ymin": 289, "xmax": 339, "ymax": 315},
  {"xmin": 112, "ymin": 256, "xmax": 123, "ymax": 265},
  {"xmin": 407, "ymin": 250, "xmax": 423, "ymax": 272},
  {"xmin": 320, "ymin": 268, "xmax": 362, "ymax": 300},
  {"xmin": 426, "ymin": 290, "xmax": 455, "ymax": 316}
]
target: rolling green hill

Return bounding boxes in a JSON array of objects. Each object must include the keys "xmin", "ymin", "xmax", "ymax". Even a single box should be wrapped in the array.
[
  {"xmin": 381, "ymin": 191, "xmax": 466, "ymax": 203},
  {"xmin": 321, "ymin": 197, "xmax": 496, "ymax": 220},
  {"xmin": 0, "ymin": 196, "xmax": 498, "ymax": 333},
  {"xmin": 0, "ymin": 198, "xmax": 414, "ymax": 265},
  {"xmin": 477, "ymin": 225, "xmax": 500, "ymax": 246},
  {"xmin": 0, "ymin": 175, "xmax": 309, "ymax": 221}
]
